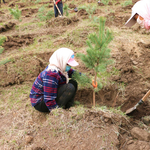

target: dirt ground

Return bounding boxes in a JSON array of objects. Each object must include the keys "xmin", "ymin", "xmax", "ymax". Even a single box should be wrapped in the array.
[{"xmin": 1, "ymin": 0, "xmax": 150, "ymax": 149}]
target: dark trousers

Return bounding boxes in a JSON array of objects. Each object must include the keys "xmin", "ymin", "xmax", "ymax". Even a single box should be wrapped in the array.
[
  {"xmin": 34, "ymin": 79, "xmax": 77, "ymax": 112},
  {"xmin": 54, "ymin": 2, "xmax": 63, "ymax": 17},
  {"xmin": 0, "ymin": 0, "xmax": 5, "ymax": 3}
]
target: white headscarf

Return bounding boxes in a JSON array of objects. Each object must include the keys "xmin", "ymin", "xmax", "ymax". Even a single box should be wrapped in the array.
[
  {"xmin": 47, "ymin": 48, "xmax": 74, "ymax": 83},
  {"xmin": 133, "ymin": 0, "xmax": 150, "ymax": 29},
  {"xmin": 125, "ymin": 0, "xmax": 150, "ymax": 29}
]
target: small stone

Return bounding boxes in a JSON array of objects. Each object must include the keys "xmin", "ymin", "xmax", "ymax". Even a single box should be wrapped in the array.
[
  {"xmin": 142, "ymin": 116, "xmax": 150, "ymax": 125},
  {"xmin": 25, "ymin": 135, "xmax": 33, "ymax": 144}
]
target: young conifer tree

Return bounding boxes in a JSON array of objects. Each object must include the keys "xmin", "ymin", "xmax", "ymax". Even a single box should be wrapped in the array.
[
  {"xmin": 9, "ymin": 5, "xmax": 22, "ymax": 21},
  {"xmin": 78, "ymin": 17, "xmax": 113, "ymax": 106}
]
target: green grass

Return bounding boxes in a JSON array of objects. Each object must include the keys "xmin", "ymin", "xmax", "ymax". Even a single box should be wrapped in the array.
[
  {"xmin": 101, "ymin": 0, "xmax": 110, "ymax": 5},
  {"xmin": 0, "ymin": 83, "xmax": 32, "ymax": 110},
  {"xmin": 0, "ymin": 58, "xmax": 11, "ymax": 65},
  {"xmin": 121, "ymin": 0, "xmax": 132, "ymax": 7},
  {"xmin": 0, "ymin": 46, "xmax": 4, "ymax": 54}
]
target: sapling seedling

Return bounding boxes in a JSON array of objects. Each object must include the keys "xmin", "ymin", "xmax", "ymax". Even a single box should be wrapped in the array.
[
  {"xmin": 78, "ymin": 17, "xmax": 114, "ymax": 106},
  {"xmin": 9, "ymin": 5, "xmax": 22, "ymax": 21},
  {"xmin": 9, "ymin": 5, "xmax": 22, "ymax": 36},
  {"xmin": 63, "ymin": 4, "xmax": 69, "ymax": 16}
]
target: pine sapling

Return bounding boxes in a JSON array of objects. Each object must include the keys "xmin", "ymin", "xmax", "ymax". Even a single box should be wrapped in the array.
[
  {"xmin": 0, "ymin": 36, "xmax": 6, "ymax": 54},
  {"xmin": 9, "ymin": 5, "xmax": 22, "ymax": 36},
  {"xmin": 78, "ymin": 17, "xmax": 114, "ymax": 106},
  {"xmin": 0, "ymin": 36, "xmax": 11, "ymax": 65},
  {"xmin": 9, "ymin": 5, "xmax": 22, "ymax": 21},
  {"xmin": 38, "ymin": 5, "xmax": 54, "ymax": 21},
  {"xmin": 63, "ymin": 4, "xmax": 69, "ymax": 16}
]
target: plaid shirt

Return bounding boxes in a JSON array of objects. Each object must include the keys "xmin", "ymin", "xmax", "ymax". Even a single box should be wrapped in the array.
[{"xmin": 30, "ymin": 66, "xmax": 74, "ymax": 111}]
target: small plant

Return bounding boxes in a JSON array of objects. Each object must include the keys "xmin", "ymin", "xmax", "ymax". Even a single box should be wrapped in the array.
[
  {"xmin": 63, "ymin": 4, "xmax": 69, "ymax": 16},
  {"xmin": 78, "ymin": 17, "xmax": 114, "ymax": 106},
  {"xmin": 0, "ymin": 58, "xmax": 11, "ymax": 65},
  {"xmin": 101, "ymin": 0, "xmax": 110, "ymax": 5},
  {"xmin": 122, "ymin": 0, "xmax": 132, "ymax": 7},
  {"xmin": 34, "ymin": 0, "xmax": 41, "ymax": 4},
  {"xmin": 0, "ymin": 36, "xmax": 6, "ymax": 46},
  {"xmin": 0, "ymin": 36, "xmax": 7, "ymax": 64},
  {"xmin": 78, "ymin": 5, "xmax": 86, "ymax": 11},
  {"xmin": 0, "ymin": 36, "xmax": 6, "ymax": 54},
  {"xmin": 72, "ymin": 71, "xmax": 91, "ymax": 88},
  {"xmin": 9, "ymin": 5, "xmax": 22, "ymax": 21},
  {"xmin": 0, "ymin": 46, "xmax": 4, "ymax": 54},
  {"xmin": 87, "ymin": 5, "xmax": 96, "ymax": 20},
  {"xmin": 74, "ymin": 101, "xmax": 80, "ymax": 105},
  {"xmin": 78, "ymin": 5, "xmax": 96, "ymax": 20},
  {"xmin": 38, "ymin": 5, "xmax": 54, "ymax": 21}
]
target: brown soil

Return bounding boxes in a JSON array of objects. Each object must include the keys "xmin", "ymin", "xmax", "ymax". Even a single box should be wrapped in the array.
[{"xmin": 1, "ymin": 0, "xmax": 150, "ymax": 150}]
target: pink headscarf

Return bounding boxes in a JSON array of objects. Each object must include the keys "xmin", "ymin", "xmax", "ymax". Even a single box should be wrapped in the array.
[{"xmin": 133, "ymin": 0, "xmax": 150, "ymax": 30}]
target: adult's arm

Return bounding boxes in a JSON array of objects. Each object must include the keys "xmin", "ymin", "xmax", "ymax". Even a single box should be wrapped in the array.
[{"xmin": 43, "ymin": 72, "xmax": 59, "ymax": 111}]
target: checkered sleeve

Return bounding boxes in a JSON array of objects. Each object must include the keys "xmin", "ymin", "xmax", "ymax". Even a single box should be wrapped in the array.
[{"xmin": 43, "ymin": 72, "xmax": 59, "ymax": 111}]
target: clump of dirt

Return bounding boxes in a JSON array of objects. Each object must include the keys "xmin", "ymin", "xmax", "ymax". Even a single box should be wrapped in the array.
[
  {"xmin": 8, "ymin": 2, "xmax": 16, "ymax": 8},
  {"xmin": 0, "ymin": 22, "xmax": 16, "ymax": 33},
  {"xmin": 47, "ymin": 15, "xmax": 79, "ymax": 27},
  {"xmin": 105, "ymin": 12, "xmax": 128, "ymax": 27},
  {"xmin": 77, "ymin": 9, "xmax": 89, "ymax": 19},
  {"xmin": 68, "ymin": 3, "xmax": 76, "ymax": 9},
  {"xmin": 98, "ymin": 1, "xmax": 113, "ymax": 6},
  {"xmin": 87, "ymin": 0, "xmax": 96, "ymax": 3},
  {"xmin": 8, "ymin": 1, "xmax": 26, "ymax": 8},
  {"xmin": 17, "ymin": 3, "xmax": 26, "ymax": 8},
  {"xmin": 3, "ymin": 34, "xmax": 35, "ymax": 51},
  {"xmin": 21, "ymin": 8, "xmax": 38, "ymax": 17},
  {"xmin": 0, "ymin": 11, "xmax": 4, "ymax": 14},
  {"xmin": 0, "ymin": 52, "xmax": 51, "ymax": 87}
]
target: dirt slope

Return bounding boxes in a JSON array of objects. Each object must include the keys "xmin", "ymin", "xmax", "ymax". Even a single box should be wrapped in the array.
[{"xmin": 1, "ymin": 0, "xmax": 150, "ymax": 149}]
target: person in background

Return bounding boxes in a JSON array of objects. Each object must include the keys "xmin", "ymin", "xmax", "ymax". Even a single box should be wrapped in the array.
[
  {"xmin": 0, "ymin": 0, "xmax": 6, "ymax": 5},
  {"xmin": 29, "ymin": 48, "xmax": 79, "ymax": 112},
  {"xmin": 54, "ymin": 0, "xmax": 63, "ymax": 17},
  {"xmin": 125, "ymin": 0, "xmax": 150, "ymax": 30}
]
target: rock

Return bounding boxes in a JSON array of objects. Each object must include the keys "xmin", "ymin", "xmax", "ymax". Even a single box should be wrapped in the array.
[
  {"xmin": 126, "ymin": 140, "xmax": 150, "ymax": 150},
  {"xmin": 131, "ymin": 127, "xmax": 150, "ymax": 141},
  {"xmin": 142, "ymin": 116, "xmax": 150, "ymax": 125},
  {"xmin": 132, "ymin": 61, "xmax": 138, "ymax": 65},
  {"xmin": 25, "ymin": 135, "xmax": 33, "ymax": 144},
  {"xmin": 127, "ymin": 140, "xmax": 134, "ymax": 145}
]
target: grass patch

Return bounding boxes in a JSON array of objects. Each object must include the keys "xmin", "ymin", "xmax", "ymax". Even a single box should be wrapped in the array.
[
  {"xmin": 0, "ymin": 82, "xmax": 32, "ymax": 110},
  {"xmin": 0, "ymin": 58, "xmax": 11, "ymax": 65},
  {"xmin": 121, "ymin": 0, "xmax": 132, "ymax": 7}
]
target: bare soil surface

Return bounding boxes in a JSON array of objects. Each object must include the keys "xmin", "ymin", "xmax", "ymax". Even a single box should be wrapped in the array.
[{"xmin": 1, "ymin": 0, "xmax": 150, "ymax": 149}]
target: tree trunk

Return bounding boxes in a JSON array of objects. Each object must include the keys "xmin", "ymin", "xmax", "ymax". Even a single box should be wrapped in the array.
[{"xmin": 93, "ymin": 71, "xmax": 97, "ymax": 107}]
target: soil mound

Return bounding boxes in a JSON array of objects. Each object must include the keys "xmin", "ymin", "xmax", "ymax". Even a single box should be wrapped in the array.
[
  {"xmin": 0, "ymin": 22, "xmax": 16, "ymax": 33},
  {"xmin": 47, "ymin": 16, "xmax": 79, "ymax": 27}
]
